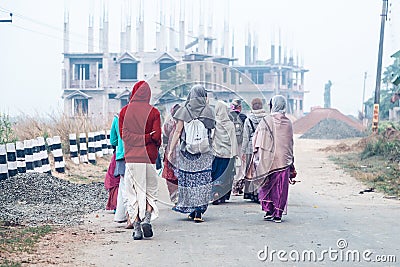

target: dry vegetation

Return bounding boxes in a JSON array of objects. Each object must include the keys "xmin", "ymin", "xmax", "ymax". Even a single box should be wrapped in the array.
[
  {"xmin": 11, "ymin": 112, "xmax": 112, "ymax": 154},
  {"xmin": 326, "ymin": 123, "xmax": 400, "ymax": 198},
  {"xmin": 55, "ymin": 156, "xmax": 111, "ymax": 184}
]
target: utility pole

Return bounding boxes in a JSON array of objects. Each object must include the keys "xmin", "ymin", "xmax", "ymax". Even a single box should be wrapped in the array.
[
  {"xmin": 362, "ymin": 72, "xmax": 367, "ymax": 118},
  {"xmin": 0, "ymin": 13, "xmax": 12, "ymax": 23},
  {"xmin": 372, "ymin": 0, "xmax": 389, "ymax": 133}
]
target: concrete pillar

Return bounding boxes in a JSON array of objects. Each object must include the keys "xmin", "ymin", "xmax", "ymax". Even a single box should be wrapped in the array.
[
  {"xmin": 6, "ymin": 143, "xmax": 17, "ymax": 177},
  {"xmin": 120, "ymin": 31, "xmax": 126, "ymax": 52},
  {"xmin": 32, "ymin": 139, "xmax": 42, "ymax": 173},
  {"xmin": 0, "ymin": 144, "xmax": 8, "ymax": 180},
  {"xmin": 271, "ymin": 44, "xmax": 275, "ymax": 64},
  {"xmin": 169, "ymin": 15, "xmax": 175, "ymax": 52},
  {"xmin": 23, "ymin": 140, "xmax": 34, "ymax": 172},
  {"xmin": 88, "ymin": 132, "xmax": 96, "ymax": 164},
  {"xmin": 198, "ymin": 0, "xmax": 205, "ymax": 54},
  {"xmin": 52, "ymin": 136, "xmax": 65, "ymax": 173},
  {"xmin": 16, "ymin": 141, "xmax": 26, "ymax": 174},
  {"xmin": 95, "ymin": 131, "xmax": 103, "ymax": 158},
  {"xmin": 79, "ymin": 133, "xmax": 88, "ymax": 163},
  {"xmin": 38, "ymin": 137, "xmax": 51, "ymax": 174},
  {"xmin": 252, "ymin": 32, "xmax": 258, "ymax": 64},
  {"xmin": 69, "ymin": 134, "xmax": 79, "ymax": 165},
  {"xmin": 63, "ymin": 11, "xmax": 69, "ymax": 54},
  {"xmin": 103, "ymin": 20, "xmax": 109, "ymax": 54},
  {"xmin": 223, "ymin": 21, "xmax": 229, "ymax": 57},
  {"xmin": 88, "ymin": 15, "xmax": 94, "ymax": 52},
  {"xmin": 126, "ymin": 24, "xmax": 132, "ymax": 51},
  {"xmin": 179, "ymin": 16, "xmax": 185, "ymax": 51},
  {"xmin": 101, "ymin": 130, "xmax": 108, "ymax": 155}
]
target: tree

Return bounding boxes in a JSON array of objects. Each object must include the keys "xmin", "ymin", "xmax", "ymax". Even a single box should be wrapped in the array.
[
  {"xmin": 160, "ymin": 69, "xmax": 191, "ymax": 98},
  {"xmin": 364, "ymin": 61, "xmax": 400, "ymax": 120},
  {"xmin": 382, "ymin": 61, "xmax": 400, "ymax": 92},
  {"xmin": 364, "ymin": 89, "xmax": 397, "ymax": 120},
  {"xmin": 0, "ymin": 113, "xmax": 16, "ymax": 144}
]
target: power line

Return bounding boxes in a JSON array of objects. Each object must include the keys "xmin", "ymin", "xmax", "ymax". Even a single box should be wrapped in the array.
[
  {"xmin": 0, "ymin": 11, "xmax": 12, "ymax": 23},
  {"xmin": 0, "ymin": 6, "xmax": 62, "ymax": 32},
  {"xmin": 0, "ymin": 5, "xmax": 119, "ymax": 48}
]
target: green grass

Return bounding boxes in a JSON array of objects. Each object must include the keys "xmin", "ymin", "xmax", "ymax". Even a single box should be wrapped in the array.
[
  {"xmin": 0, "ymin": 223, "xmax": 53, "ymax": 266},
  {"xmin": 72, "ymin": 175, "xmax": 89, "ymax": 182},
  {"xmin": 330, "ymin": 153, "xmax": 400, "ymax": 197},
  {"xmin": 0, "ymin": 260, "xmax": 21, "ymax": 267}
]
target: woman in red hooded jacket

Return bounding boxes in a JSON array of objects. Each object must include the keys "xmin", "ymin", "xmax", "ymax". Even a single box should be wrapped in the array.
[{"xmin": 121, "ymin": 80, "xmax": 161, "ymax": 240}]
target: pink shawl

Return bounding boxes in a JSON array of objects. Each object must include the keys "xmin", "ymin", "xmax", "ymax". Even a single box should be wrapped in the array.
[{"xmin": 249, "ymin": 113, "xmax": 294, "ymax": 183}]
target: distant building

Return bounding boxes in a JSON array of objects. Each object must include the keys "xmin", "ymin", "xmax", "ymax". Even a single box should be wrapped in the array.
[{"xmin": 61, "ymin": 2, "xmax": 308, "ymax": 122}]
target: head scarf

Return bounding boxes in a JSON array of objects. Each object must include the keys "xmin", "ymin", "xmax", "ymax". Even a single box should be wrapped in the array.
[
  {"xmin": 270, "ymin": 95, "xmax": 287, "ymax": 114},
  {"xmin": 212, "ymin": 101, "xmax": 238, "ymax": 158},
  {"xmin": 171, "ymin": 103, "xmax": 181, "ymax": 116},
  {"xmin": 230, "ymin": 99, "xmax": 242, "ymax": 112},
  {"xmin": 173, "ymin": 84, "xmax": 215, "ymax": 129},
  {"xmin": 251, "ymin": 98, "xmax": 263, "ymax": 110}
]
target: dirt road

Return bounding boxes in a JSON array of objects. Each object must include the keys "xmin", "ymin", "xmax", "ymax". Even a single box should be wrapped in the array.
[{"xmin": 33, "ymin": 137, "xmax": 400, "ymax": 266}]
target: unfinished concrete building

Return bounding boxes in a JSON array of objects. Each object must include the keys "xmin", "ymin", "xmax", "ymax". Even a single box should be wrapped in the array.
[{"xmin": 61, "ymin": 0, "xmax": 308, "ymax": 122}]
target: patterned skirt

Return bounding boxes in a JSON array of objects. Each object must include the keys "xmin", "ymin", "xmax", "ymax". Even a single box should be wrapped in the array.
[{"xmin": 173, "ymin": 150, "xmax": 213, "ymax": 214}]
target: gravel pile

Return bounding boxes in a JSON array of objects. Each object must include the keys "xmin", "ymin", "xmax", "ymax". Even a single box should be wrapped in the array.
[
  {"xmin": 300, "ymin": 118, "xmax": 366, "ymax": 139},
  {"xmin": 293, "ymin": 108, "xmax": 365, "ymax": 134},
  {"xmin": 0, "ymin": 173, "xmax": 107, "ymax": 226}
]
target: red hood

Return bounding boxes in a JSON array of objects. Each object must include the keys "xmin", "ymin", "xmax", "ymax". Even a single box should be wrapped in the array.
[{"xmin": 130, "ymin": 80, "xmax": 151, "ymax": 102}]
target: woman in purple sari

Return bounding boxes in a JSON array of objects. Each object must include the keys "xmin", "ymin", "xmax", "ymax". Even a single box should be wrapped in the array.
[{"xmin": 250, "ymin": 95, "xmax": 294, "ymax": 223}]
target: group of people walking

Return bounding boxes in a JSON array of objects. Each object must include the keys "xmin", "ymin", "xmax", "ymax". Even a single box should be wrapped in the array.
[{"xmin": 104, "ymin": 80, "xmax": 296, "ymax": 240}]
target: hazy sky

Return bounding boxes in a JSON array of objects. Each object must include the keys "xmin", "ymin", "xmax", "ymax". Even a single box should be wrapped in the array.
[{"xmin": 0, "ymin": 0, "xmax": 399, "ymax": 117}]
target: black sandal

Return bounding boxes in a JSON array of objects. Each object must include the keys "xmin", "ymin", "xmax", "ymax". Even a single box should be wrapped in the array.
[
  {"xmin": 188, "ymin": 211, "xmax": 195, "ymax": 220},
  {"xmin": 194, "ymin": 211, "xmax": 204, "ymax": 223}
]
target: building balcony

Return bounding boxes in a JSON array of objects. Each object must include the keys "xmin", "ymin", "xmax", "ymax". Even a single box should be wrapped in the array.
[{"xmin": 69, "ymin": 80, "xmax": 98, "ymax": 89}]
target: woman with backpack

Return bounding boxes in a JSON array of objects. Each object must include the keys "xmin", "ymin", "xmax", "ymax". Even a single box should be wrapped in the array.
[
  {"xmin": 241, "ymin": 98, "xmax": 267, "ymax": 202},
  {"xmin": 168, "ymin": 85, "xmax": 215, "ymax": 222}
]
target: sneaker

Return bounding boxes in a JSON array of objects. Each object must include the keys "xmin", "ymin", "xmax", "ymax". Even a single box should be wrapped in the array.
[
  {"xmin": 264, "ymin": 212, "xmax": 273, "ymax": 221},
  {"xmin": 243, "ymin": 193, "xmax": 252, "ymax": 200},
  {"xmin": 142, "ymin": 222, "xmax": 153, "ymax": 238},
  {"xmin": 252, "ymin": 193, "xmax": 259, "ymax": 203},
  {"xmin": 142, "ymin": 211, "xmax": 153, "ymax": 238},
  {"xmin": 132, "ymin": 222, "xmax": 143, "ymax": 240},
  {"xmin": 212, "ymin": 200, "xmax": 220, "ymax": 205},
  {"xmin": 273, "ymin": 217, "xmax": 282, "ymax": 223}
]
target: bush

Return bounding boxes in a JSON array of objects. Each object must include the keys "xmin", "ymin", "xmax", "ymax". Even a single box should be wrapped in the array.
[
  {"xmin": 378, "ymin": 121, "xmax": 400, "ymax": 133},
  {"xmin": 0, "ymin": 113, "xmax": 17, "ymax": 144},
  {"xmin": 361, "ymin": 137, "xmax": 400, "ymax": 162}
]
